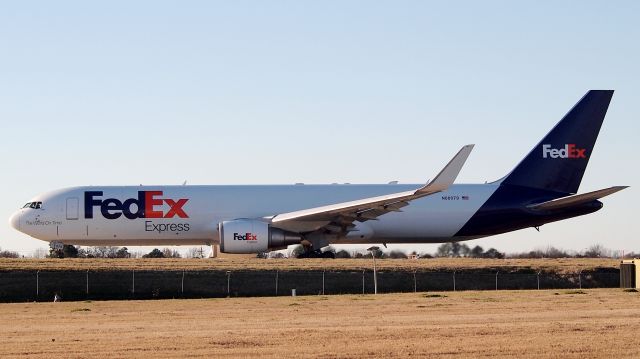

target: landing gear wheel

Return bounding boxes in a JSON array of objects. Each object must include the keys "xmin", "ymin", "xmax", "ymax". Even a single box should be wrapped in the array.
[
  {"xmin": 297, "ymin": 249, "xmax": 321, "ymax": 258},
  {"xmin": 321, "ymin": 251, "xmax": 335, "ymax": 259},
  {"xmin": 297, "ymin": 248, "xmax": 335, "ymax": 259}
]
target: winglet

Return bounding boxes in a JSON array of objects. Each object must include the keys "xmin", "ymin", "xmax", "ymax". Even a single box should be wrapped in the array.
[{"xmin": 416, "ymin": 144, "xmax": 474, "ymax": 194}]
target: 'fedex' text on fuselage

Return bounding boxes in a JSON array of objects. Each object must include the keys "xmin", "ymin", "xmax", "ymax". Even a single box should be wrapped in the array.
[{"xmin": 84, "ymin": 191, "xmax": 189, "ymax": 220}]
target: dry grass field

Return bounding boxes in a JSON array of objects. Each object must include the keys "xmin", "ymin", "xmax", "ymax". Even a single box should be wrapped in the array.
[
  {"xmin": 0, "ymin": 257, "xmax": 620, "ymax": 273},
  {"xmin": 1, "ymin": 288, "xmax": 639, "ymax": 358}
]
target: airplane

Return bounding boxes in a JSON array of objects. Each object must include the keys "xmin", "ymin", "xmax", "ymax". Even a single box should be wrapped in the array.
[{"xmin": 9, "ymin": 90, "xmax": 627, "ymax": 258}]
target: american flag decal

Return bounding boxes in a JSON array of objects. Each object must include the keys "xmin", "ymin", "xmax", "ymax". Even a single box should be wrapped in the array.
[{"xmin": 462, "ymin": 195, "xmax": 469, "ymax": 200}]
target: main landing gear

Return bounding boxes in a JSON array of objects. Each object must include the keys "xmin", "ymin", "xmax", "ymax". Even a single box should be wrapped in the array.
[{"xmin": 297, "ymin": 247, "xmax": 335, "ymax": 259}]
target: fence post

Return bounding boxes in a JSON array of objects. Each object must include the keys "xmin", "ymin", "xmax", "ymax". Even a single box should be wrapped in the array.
[
  {"xmin": 413, "ymin": 271, "xmax": 417, "ymax": 293},
  {"xmin": 226, "ymin": 271, "xmax": 231, "ymax": 297},
  {"xmin": 132, "ymin": 269, "xmax": 135, "ymax": 295},
  {"xmin": 362, "ymin": 270, "xmax": 365, "ymax": 295},
  {"xmin": 86, "ymin": 270, "xmax": 89, "ymax": 295},
  {"xmin": 181, "ymin": 270, "xmax": 185, "ymax": 295},
  {"xmin": 453, "ymin": 270, "xmax": 456, "ymax": 292},
  {"xmin": 537, "ymin": 271, "xmax": 541, "ymax": 290},
  {"xmin": 495, "ymin": 271, "xmax": 499, "ymax": 291},
  {"xmin": 36, "ymin": 270, "xmax": 40, "ymax": 298},
  {"xmin": 322, "ymin": 270, "xmax": 325, "ymax": 295},
  {"xmin": 275, "ymin": 270, "xmax": 279, "ymax": 296}
]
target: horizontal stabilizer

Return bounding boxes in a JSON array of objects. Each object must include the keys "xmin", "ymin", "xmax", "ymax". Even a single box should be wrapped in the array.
[{"xmin": 527, "ymin": 186, "xmax": 628, "ymax": 211}]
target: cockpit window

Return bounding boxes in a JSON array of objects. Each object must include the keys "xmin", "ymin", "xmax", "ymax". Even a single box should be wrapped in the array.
[{"xmin": 22, "ymin": 202, "xmax": 42, "ymax": 209}]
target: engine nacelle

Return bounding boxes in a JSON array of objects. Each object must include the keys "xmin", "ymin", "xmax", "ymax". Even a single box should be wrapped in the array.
[{"xmin": 219, "ymin": 219, "xmax": 302, "ymax": 254}]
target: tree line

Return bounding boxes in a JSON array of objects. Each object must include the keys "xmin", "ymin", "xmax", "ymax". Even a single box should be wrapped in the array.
[
  {"xmin": 280, "ymin": 243, "xmax": 506, "ymax": 259},
  {"xmin": 281, "ymin": 243, "xmax": 635, "ymax": 260},
  {"xmin": 45, "ymin": 245, "xmax": 184, "ymax": 259},
  {"xmin": 0, "ymin": 243, "xmax": 636, "ymax": 259}
]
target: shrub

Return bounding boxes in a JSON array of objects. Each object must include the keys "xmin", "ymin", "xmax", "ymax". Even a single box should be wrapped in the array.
[{"xmin": 142, "ymin": 248, "xmax": 165, "ymax": 258}]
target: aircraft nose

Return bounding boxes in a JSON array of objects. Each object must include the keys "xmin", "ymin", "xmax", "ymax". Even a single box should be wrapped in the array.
[{"xmin": 9, "ymin": 211, "xmax": 21, "ymax": 231}]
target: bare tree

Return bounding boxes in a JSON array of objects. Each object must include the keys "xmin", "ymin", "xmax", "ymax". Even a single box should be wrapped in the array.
[
  {"xmin": 584, "ymin": 244, "xmax": 611, "ymax": 258},
  {"xmin": 186, "ymin": 247, "xmax": 204, "ymax": 259},
  {"xmin": 459, "ymin": 244, "xmax": 471, "ymax": 257},
  {"xmin": 0, "ymin": 247, "xmax": 19, "ymax": 258},
  {"xmin": 436, "ymin": 243, "xmax": 465, "ymax": 257},
  {"xmin": 545, "ymin": 246, "xmax": 569, "ymax": 258},
  {"xmin": 161, "ymin": 248, "xmax": 181, "ymax": 258},
  {"xmin": 32, "ymin": 247, "xmax": 48, "ymax": 259},
  {"xmin": 436, "ymin": 243, "xmax": 452, "ymax": 257}
]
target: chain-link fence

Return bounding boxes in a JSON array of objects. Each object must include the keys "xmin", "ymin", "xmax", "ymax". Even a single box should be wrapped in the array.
[{"xmin": 0, "ymin": 269, "xmax": 620, "ymax": 302}]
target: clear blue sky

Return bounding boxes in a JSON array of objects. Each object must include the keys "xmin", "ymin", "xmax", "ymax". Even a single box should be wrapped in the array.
[{"xmin": 1, "ymin": 1, "xmax": 638, "ymax": 256}]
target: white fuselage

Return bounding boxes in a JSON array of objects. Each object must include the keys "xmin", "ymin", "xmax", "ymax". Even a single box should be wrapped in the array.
[{"xmin": 9, "ymin": 184, "xmax": 499, "ymax": 246}]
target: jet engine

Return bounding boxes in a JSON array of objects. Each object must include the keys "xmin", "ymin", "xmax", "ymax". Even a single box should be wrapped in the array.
[{"xmin": 219, "ymin": 219, "xmax": 302, "ymax": 253}]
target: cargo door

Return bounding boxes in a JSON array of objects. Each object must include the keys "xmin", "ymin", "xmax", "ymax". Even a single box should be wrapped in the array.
[{"xmin": 66, "ymin": 197, "xmax": 79, "ymax": 220}]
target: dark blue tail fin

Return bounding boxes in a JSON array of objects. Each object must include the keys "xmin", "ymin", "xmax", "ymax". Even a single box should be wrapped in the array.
[{"xmin": 501, "ymin": 90, "xmax": 614, "ymax": 194}]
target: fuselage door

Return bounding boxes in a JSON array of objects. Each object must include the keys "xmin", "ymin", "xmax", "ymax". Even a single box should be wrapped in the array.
[{"xmin": 66, "ymin": 197, "xmax": 79, "ymax": 220}]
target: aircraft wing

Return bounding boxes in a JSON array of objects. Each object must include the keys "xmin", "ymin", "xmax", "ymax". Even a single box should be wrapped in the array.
[
  {"xmin": 527, "ymin": 186, "xmax": 628, "ymax": 211},
  {"xmin": 270, "ymin": 145, "xmax": 474, "ymax": 233}
]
